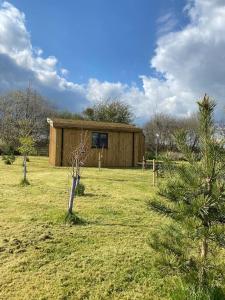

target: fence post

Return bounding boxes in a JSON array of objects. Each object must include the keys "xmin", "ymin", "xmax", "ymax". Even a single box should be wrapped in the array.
[
  {"xmin": 142, "ymin": 156, "xmax": 145, "ymax": 171},
  {"xmin": 98, "ymin": 152, "xmax": 101, "ymax": 171},
  {"xmin": 153, "ymin": 159, "xmax": 156, "ymax": 186}
]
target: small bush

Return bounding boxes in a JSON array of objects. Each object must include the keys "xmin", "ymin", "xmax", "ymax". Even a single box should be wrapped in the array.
[
  {"xmin": 1, "ymin": 145, "xmax": 16, "ymax": 165},
  {"xmin": 64, "ymin": 212, "xmax": 86, "ymax": 225},
  {"xmin": 75, "ymin": 182, "xmax": 85, "ymax": 196},
  {"xmin": 2, "ymin": 153, "xmax": 16, "ymax": 165}
]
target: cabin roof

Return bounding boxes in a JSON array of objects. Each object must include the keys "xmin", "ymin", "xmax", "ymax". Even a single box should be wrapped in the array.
[{"xmin": 47, "ymin": 118, "xmax": 142, "ymax": 133}]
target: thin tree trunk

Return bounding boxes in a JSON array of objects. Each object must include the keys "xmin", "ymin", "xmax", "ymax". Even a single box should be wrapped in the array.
[
  {"xmin": 23, "ymin": 155, "xmax": 27, "ymax": 181},
  {"xmin": 68, "ymin": 175, "xmax": 80, "ymax": 214},
  {"xmin": 98, "ymin": 152, "xmax": 101, "ymax": 171}
]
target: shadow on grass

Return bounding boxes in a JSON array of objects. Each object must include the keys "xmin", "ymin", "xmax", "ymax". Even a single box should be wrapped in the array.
[
  {"xmin": 20, "ymin": 178, "xmax": 30, "ymax": 186},
  {"xmin": 82, "ymin": 193, "xmax": 108, "ymax": 199},
  {"xmin": 82, "ymin": 193, "xmax": 96, "ymax": 198},
  {"xmin": 64, "ymin": 212, "xmax": 87, "ymax": 226},
  {"xmin": 106, "ymin": 178, "xmax": 130, "ymax": 182}
]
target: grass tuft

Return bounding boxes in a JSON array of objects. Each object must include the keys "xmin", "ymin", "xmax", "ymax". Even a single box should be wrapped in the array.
[{"xmin": 64, "ymin": 211, "xmax": 87, "ymax": 225}]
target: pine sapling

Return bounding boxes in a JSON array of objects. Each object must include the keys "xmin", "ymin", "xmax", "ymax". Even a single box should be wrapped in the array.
[{"xmin": 149, "ymin": 95, "xmax": 225, "ymax": 291}]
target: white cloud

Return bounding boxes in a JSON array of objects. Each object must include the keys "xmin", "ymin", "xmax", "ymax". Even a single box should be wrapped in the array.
[
  {"xmin": 86, "ymin": 79, "xmax": 150, "ymax": 119},
  {"xmin": 0, "ymin": 1, "xmax": 87, "ymax": 110},
  {"xmin": 145, "ymin": 0, "xmax": 225, "ymax": 119},
  {"xmin": 86, "ymin": 79, "xmax": 126, "ymax": 101},
  {"xmin": 157, "ymin": 12, "xmax": 178, "ymax": 35},
  {"xmin": 61, "ymin": 68, "xmax": 69, "ymax": 76},
  {"xmin": 1, "ymin": 0, "xmax": 225, "ymax": 121}
]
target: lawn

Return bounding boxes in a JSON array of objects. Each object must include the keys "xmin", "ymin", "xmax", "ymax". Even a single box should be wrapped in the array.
[{"xmin": 0, "ymin": 156, "xmax": 222, "ymax": 300}]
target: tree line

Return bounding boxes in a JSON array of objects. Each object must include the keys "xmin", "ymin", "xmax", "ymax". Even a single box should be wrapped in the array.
[
  {"xmin": 144, "ymin": 113, "xmax": 199, "ymax": 159},
  {"xmin": 0, "ymin": 88, "xmax": 134, "ymax": 155},
  {"xmin": 2, "ymin": 87, "xmax": 221, "ymax": 162}
]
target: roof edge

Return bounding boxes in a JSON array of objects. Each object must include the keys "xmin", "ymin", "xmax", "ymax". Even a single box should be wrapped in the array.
[{"xmin": 47, "ymin": 118, "xmax": 143, "ymax": 133}]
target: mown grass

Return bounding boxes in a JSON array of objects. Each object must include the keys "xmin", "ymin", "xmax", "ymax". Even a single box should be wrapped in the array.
[{"xmin": 0, "ymin": 157, "xmax": 223, "ymax": 300}]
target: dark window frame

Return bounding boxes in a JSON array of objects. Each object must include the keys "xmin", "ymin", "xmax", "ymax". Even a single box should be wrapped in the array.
[{"xmin": 91, "ymin": 132, "xmax": 108, "ymax": 149}]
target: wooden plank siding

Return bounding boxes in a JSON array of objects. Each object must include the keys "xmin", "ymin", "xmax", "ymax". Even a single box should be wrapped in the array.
[{"xmin": 48, "ymin": 118, "xmax": 145, "ymax": 167}]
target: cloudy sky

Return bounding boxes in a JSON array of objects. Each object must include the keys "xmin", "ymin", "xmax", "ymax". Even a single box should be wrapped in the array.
[{"xmin": 0, "ymin": 0, "xmax": 225, "ymax": 123}]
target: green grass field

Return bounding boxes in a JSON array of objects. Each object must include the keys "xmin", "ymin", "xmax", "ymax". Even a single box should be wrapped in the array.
[{"xmin": 0, "ymin": 157, "xmax": 223, "ymax": 300}]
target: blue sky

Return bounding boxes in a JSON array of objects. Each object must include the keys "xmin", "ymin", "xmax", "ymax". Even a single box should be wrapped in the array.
[
  {"xmin": 10, "ymin": 0, "xmax": 186, "ymax": 85},
  {"xmin": 1, "ymin": 0, "xmax": 225, "ymax": 123}
]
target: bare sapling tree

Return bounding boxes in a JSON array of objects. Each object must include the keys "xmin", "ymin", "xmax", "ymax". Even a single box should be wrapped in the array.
[
  {"xmin": 68, "ymin": 131, "xmax": 89, "ymax": 215},
  {"xmin": 17, "ymin": 117, "xmax": 35, "ymax": 182},
  {"xmin": 18, "ymin": 136, "xmax": 35, "ymax": 185}
]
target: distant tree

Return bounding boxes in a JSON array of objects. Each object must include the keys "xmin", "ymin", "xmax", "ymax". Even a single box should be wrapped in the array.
[
  {"xmin": 18, "ymin": 136, "xmax": 35, "ymax": 185},
  {"xmin": 144, "ymin": 113, "xmax": 198, "ymax": 158},
  {"xmin": 149, "ymin": 95, "xmax": 225, "ymax": 292},
  {"xmin": 55, "ymin": 110, "xmax": 84, "ymax": 120},
  {"xmin": 82, "ymin": 107, "xmax": 95, "ymax": 121},
  {"xmin": 83, "ymin": 99, "xmax": 134, "ymax": 124},
  {"xmin": 0, "ymin": 88, "xmax": 54, "ymax": 151}
]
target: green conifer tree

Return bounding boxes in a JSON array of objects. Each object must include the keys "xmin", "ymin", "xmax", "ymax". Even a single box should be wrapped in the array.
[{"xmin": 149, "ymin": 95, "xmax": 225, "ymax": 293}]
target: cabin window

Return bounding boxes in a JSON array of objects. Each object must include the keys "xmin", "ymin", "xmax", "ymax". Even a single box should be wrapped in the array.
[{"xmin": 92, "ymin": 132, "xmax": 108, "ymax": 148}]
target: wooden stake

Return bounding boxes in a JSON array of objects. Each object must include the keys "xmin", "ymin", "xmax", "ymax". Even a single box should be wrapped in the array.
[
  {"xmin": 98, "ymin": 152, "xmax": 101, "ymax": 171},
  {"xmin": 153, "ymin": 159, "xmax": 156, "ymax": 186},
  {"xmin": 142, "ymin": 156, "xmax": 145, "ymax": 171}
]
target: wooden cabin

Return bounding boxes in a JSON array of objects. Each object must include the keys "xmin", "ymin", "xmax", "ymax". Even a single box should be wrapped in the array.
[{"xmin": 47, "ymin": 118, "xmax": 145, "ymax": 167}]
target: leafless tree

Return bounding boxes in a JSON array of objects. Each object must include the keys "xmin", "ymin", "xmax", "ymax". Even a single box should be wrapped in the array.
[
  {"xmin": 68, "ymin": 131, "xmax": 89, "ymax": 214},
  {"xmin": 0, "ymin": 87, "xmax": 54, "ymax": 150},
  {"xmin": 144, "ymin": 113, "xmax": 199, "ymax": 157}
]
